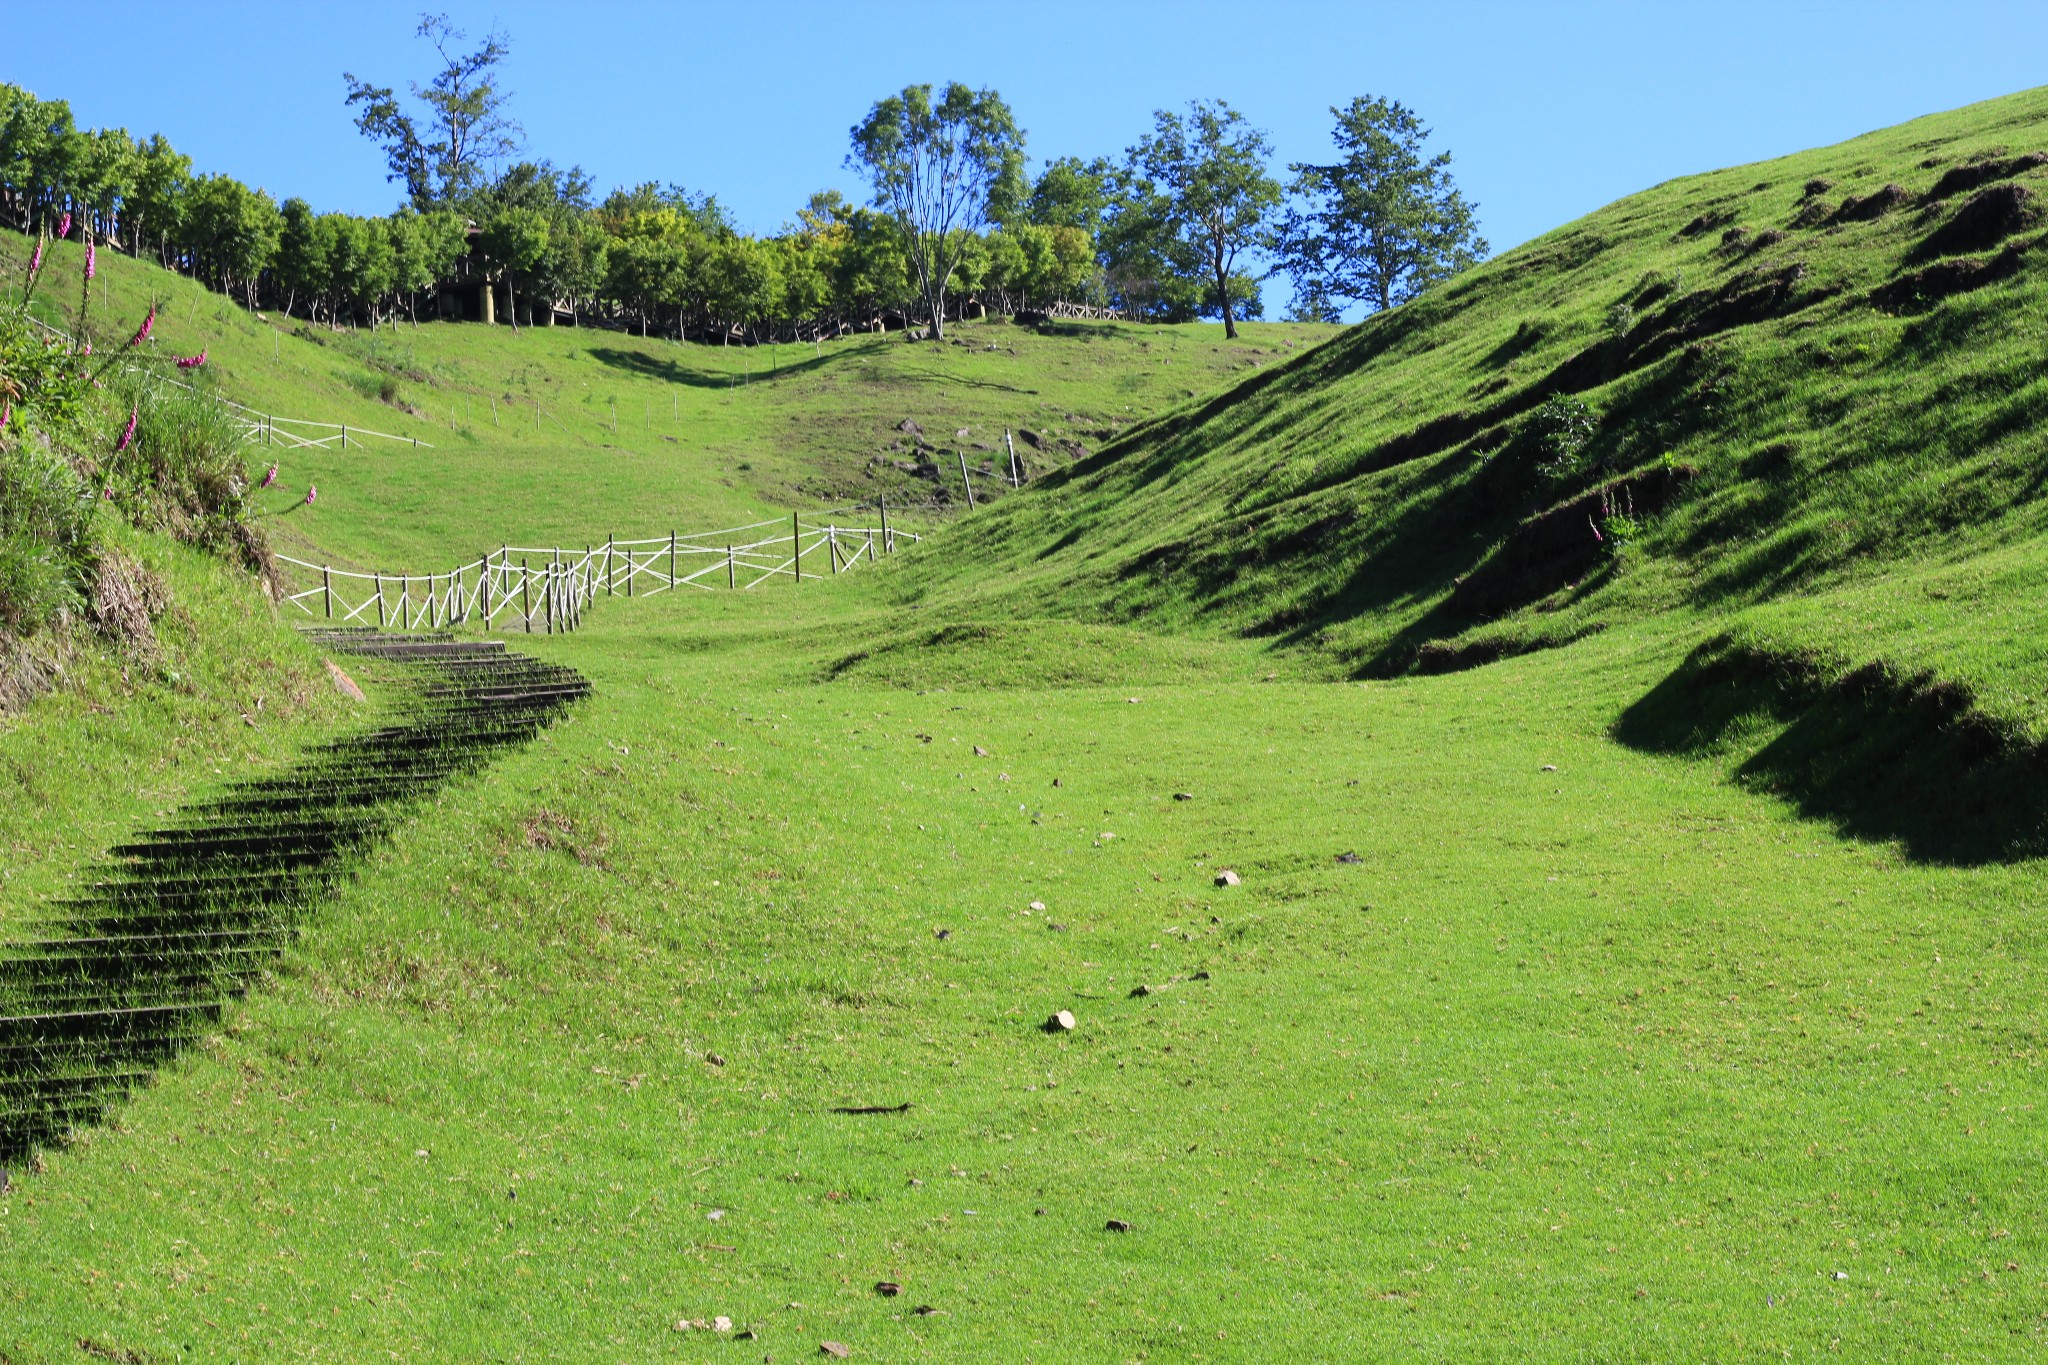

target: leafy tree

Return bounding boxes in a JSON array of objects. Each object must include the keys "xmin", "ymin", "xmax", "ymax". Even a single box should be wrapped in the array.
[
  {"xmin": 1121, "ymin": 100, "xmax": 1280, "ymax": 339},
  {"xmin": 847, "ymin": 82, "xmax": 1024, "ymax": 340},
  {"xmin": 343, "ymin": 13, "xmax": 522, "ymax": 209},
  {"xmin": 184, "ymin": 175, "xmax": 280, "ymax": 306},
  {"xmin": 1024, "ymin": 155, "xmax": 1114, "ymax": 234},
  {"xmin": 126, "ymin": 133, "xmax": 191, "ymax": 264},
  {"xmin": 276, "ymin": 197, "xmax": 331, "ymax": 317},
  {"xmin": 1277, "ymin": 96, "xmax": 1487, "ymax": 315},
  {"xmin": 480, "ymin": 205, "xmax": 550, "ymax": 326}
]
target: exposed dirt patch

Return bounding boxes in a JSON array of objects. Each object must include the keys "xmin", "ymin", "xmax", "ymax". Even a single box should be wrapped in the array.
[
  {"xmin": 1923, "ymin": 150, "xmax": 2048, "ymax": 201},
  {"xmin": 1828, "ymin": 183, "xmax": 1912, "ymax": 224},
  {"xmin": 1916, "ymin": 183, "xmax": 2041, "ymax": 258},
  {"xmin": 1449, "ymin": 463, "xmax": 1694, "ymax": 619}
]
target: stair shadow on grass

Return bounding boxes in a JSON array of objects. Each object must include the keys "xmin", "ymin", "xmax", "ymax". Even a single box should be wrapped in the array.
[
  {"xmin": 0, "ymin": 631, "xmax": 588, "ymax": 1166},
  {"xmin": 1613, "ymin": 636, "xmax": 2048, "ymax": 865}
]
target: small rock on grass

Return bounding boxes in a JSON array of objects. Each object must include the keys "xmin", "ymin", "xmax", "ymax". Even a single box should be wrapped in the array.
[
  {"xmin": 914, "ymin": 1304, "xmax": 942, "ymax": 1316},
  {"xmin": 325, "ymin": 660, "xmax": 366, "ymax": 702},
  {"xmin": 705, "ymin": 1052, "xmax": 726, "ymax": 1067},
  {"xmin": 1335, "ymin": 851, "xmax": 1362, "ymax": 864},
  {"xmin": 1105, "ymin": 1219, "xmax": 1133, "ymax": 1233},
  {"xmin": 933, "ymin": 928, "xmax": 952, "ymax": 940},
  {"xmin": 1214, "ymin": 869, "xmax": 1241, "ymax": 887},
  {"xmin": 875, "ymin": 1281, "xmax": 902, "ymax": 1297},
  {"xmin": 822, "ymin": 1342, "xmax": 854, "ymax": 1359},
  {"xmin": 1044, "ymin": 1010, "xmax": 1076, "ymax": 1033},
  {"xmin": 1542, "ymin": 764, "xmax": 1558, "ymax": 772},
  {"xmin": 1029, "ymin": 900, "xmax": 1046, "ymax": 911},
  {"xmin": 973, "ymin": 745, "xmax": 990, "ymax": 756},
  {"xmin": 1128, "ymin": 984, "xmax": 1155, "ymax": 998},
  {"xmin": 1172, "ymin": 792, "xmax": 1193, "ymax": 802}
]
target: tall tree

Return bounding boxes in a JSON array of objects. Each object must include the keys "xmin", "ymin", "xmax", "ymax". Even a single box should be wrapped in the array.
[
  {"xmin": 1122, "ymin": 100, "xmax": 1280, "ymax": 340},
  {"xmin": 343, "ymin": 14, "xmax": 522, "ymax": 209},
  {"xmin": 1277, "ymin": 96, "xmax": 1487, "ymax": 316},
  {"xmin": 847, "ymin": 83, "xmax": 1024, "ymax": 341}
]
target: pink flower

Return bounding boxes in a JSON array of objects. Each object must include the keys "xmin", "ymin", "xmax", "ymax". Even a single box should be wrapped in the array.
[
  {"xmin": 56, "ymin": 211, "xmax": 71, "ymax": 239},
  {"xmin": 79, "ymin": 341, "xmax": 92, "ymax": 356},
  {"xmin": 103, "ymin": 487, "xmax": 114, "ymax": 500},
  {"xmin": 174, "ymin": 349, "xmax": 207, "ymax": 369},
  {"xmin": 84, "ymin": 238, "xmax": 95, "ymax": 280},
  {"xmin": 304, "ymin": 485, "xmax": 318, "ymax": 506},
  {"xmin": 128, "ymin": 307, "xmax": 155, "ymax": 347},
  {"xmin": 114, "ymin": 407, "xmax": 137, "ymax": 453},
  {"xmin": 0, "ymin": 399, "xmax": 9, "ymax": 430},
  {"xmin": 26, "ymin": 240, "xmax": 43, "ymax": 280},
  {"xmin": 261, "ymin": 463, "xmax": 278, "ymax": 488}
]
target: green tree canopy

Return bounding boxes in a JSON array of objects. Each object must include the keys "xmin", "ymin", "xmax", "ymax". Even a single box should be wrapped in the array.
[
  {"xmin": 1120, "ymin": 100, "xmax": 1280, "ymax": 339},
  {"xmin": 1277, "ymin": 96, "xmax": 1487, "ymax": 316},
  {"xmin": 343, "ymin": 14, "xmax": 522, "ymax": 210},
  {"xmin": 847, "ymin": 82, "xmax": 1025, "ymax": 340}
]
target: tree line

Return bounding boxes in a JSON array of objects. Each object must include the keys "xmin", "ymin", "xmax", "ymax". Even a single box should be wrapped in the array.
[{"xmin": 0, "ymin": 15, "xmax": 1486, "ymax": 344}]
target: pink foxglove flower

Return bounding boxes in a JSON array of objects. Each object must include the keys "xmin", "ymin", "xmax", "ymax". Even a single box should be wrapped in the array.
[
  {"xmin": 103, "ymin": 487, "xmax": 114, "ymax": 500},
  {"xmin": 114, "ymin": 407, "xmax": 137, "ymax": 453},
  {"xmin": 79, "ymin": 341, "xmax": 92, "ymax": 356},
  {"xmin": 261, "ymin": 463, "xmax": 278, "ymax": 488},
  {"xmin": 56, "ymin": 212, "xmax": 71, "ymax": 239},
  {"xmin": 305, "ymin": 484, "xmax": 318, "ymax": 506},
  {"xmin": 128, "ymin": 307, "xmax": 155, "ymax": 347},
  {"xmin": 174, "ymin": 349, "xmax": 207, "ymax": 369},
  {"xmin": 0, "ymin": 398, "xmax": 9, "ymax": 430},
  {"xmin": 84, "ymin": 238, "xmax": 95, "ymax": 280},
  {"xmin": 26, "ymin": 241, "xmax": 43, "ymax": 277}
]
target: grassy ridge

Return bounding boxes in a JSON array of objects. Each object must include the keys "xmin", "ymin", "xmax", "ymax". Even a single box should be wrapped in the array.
[{"xmin": 898, "ymin": 86, "xmax": 2048, "ymax": 720}]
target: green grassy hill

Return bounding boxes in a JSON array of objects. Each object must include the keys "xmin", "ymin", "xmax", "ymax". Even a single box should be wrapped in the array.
[{"xmin": 7, "ymin": 90, "xmax": 2048, "ymax": 1362}]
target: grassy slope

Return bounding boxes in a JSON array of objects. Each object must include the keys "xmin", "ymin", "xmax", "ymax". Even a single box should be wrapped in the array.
[
  {"xmin": 898, "ymin": 86, "xmax": 2048, "ymax": 727},
  {"xmin": 9, "ymin": 92, "xmax": 2048, "ymax": 1361},
  {"xmin": 3, "ymin": 229, "xmax": 1333, "ymax": 573}
]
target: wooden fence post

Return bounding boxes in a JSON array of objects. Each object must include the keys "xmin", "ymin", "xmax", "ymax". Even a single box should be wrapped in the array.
[
  {"xmin": 480, "ymin": 552, "xmax": 491, "ymax": 629},
  {"xmin": 521, "ymin": 558, "xmax": 532, "ymax": 633},
  {"xmin": 606, "ymin": 534, "xmax": 615, "ymax": 596},
  {"xmin": 375, "ymin": 573, "xmax": 386, "ymax": 629},
  {"xmin": 1006, "ymin": 428, "xmax": 1022, "ymax": 486},
  {"xmin": 792, "ymin": 512, "xmax": 801, "ymax": 585},
  {"xmin": 322, "ymin": 566, "xmax": 332, "ymax": 619},
  {"xmin": 830, "ymin": 528, "xmax": 840, "ymax": 574},
  {"xmin": 727, "ymin": 544, "xmax": 735, "ymax": 590},
  {"xmin": 880, "ymin": 495, "xmax": 891, "ymax": 553},
  {"xmin": 957, "ymin": 451, "xmax": 976, "ymax": 508},
  {"xmin": 669, "ymin": 530, "xmax": 677, "ymax": 588}
]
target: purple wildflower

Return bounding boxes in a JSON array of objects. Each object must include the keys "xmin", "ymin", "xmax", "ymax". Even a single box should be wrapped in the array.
[
  {"xmin": 114, "ymin": 406, "xmax": 138, "ymax": 453},
  {"xmin": 128, "ymin": 306, "xmax": 155, "ymax": 347},
  {"xmin": 305, "ymin": 485, "xmax": 318, "ymax": 506},
  {"xmin": 261, "ymin": 463, "xmax": 278, "ymax": 488},
  {"xmin": 174, "ymin": 349, "xmax": 207, "ymax": 369},
  {"xmin": 84, "ymin": 238, "xmax": 95, "ymax": 280},
  {"xmin": 56, "ymin": 211, "xmax": 71, "ymax": 240}
]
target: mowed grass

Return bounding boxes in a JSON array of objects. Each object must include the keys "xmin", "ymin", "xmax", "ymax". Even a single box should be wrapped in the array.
[{"xmin": 3, "ymin": 581, "xmax": 2044, "ymax": 1360}]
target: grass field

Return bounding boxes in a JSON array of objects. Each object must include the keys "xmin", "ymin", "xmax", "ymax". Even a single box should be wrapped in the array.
[{"xmin": 7, "ymin": 87, "xmax": 2048, "ymax": 1362}]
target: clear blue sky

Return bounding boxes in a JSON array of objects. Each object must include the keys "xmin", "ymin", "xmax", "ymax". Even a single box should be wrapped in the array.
[{"xmin": 9, "ymin": 1, "xmax": 2047, "ymax": 315}]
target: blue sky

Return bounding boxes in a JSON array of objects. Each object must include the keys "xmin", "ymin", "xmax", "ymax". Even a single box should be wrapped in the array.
[{"xmin": 10, "ymin": 1, "xmax": 2048, "ymax": 314}]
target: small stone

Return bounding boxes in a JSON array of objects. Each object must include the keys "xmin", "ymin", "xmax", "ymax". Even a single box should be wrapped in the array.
[
  {"xmin": 1034, "ymin": 1207, "xmax": 1047, "ymax": 1216},
  {"xmin": 706, "ymin": 1052, "xmax": 726, "ymax": 1067},
  {"xmin": 897, "ymin": 418, "xmax": 923, "ymax": 435},
  {"xmin": 1192, "ymin": 970, "xmax": 1212, "ymax": 981},
  {"xmin": 1105, "ymin": 1219, "xmax": 1133, "ymax": 1233},
  {"xmin": 973, "ymin": 745, "xmax": 989, "ymax": 756},
  {"xmin": 1213, "ymin": 870, "xmax": 1240, "ymax": 887},
  {"xmin": 1029, "ymin": 901, "xmax": 1046, "ymax": 911},
  {"xmin": 714, "ymin": 1316, "xmax": 733, "ymax": 1333},
  {"xmin": 1045, "ymin": 1010, "xmax": 1076, "ymax": 1033},
  {"xmin": 1052, "ymin": 777, "xmax": 1062, "ymax": 787},
  {"xmin": 875, "ymin": 1281, "xmax": 902, "ymax": 1297},
  {"xmin": 1542, "ymin": 764, "xmax": 1558, "ymax": 772},
  {"xmin": 1172, "ymin": 792, "xmax": 1194, "ymax": 802},
  {"xmin": 821, "ymin": 1342, "xmax": 853, "ymax": 1359},
  {"xmin": 933, "ymin": 928, "xmax": 952, "ymax": 940},
  {"xmin": 1832, "ymin": 1271, "xmax": 1848, "ymax": 1281},
  {"xmin": 1335, "ymin": 851, "xmax": 1362, "ymax": 864},
  {"xmin": 914, "ymin": 1305, "xmax": 941, "ymax": 1316},
  {"xmin": 998, "ymin": 771, "xmax": 1011, "ymax": 782},
  {"xmin": 1046, "ymin": 922, "xmax": 1066, "ymax": 932},
  {"xmin": 707, "ymin": 1208, "xmax": 726, "ymax": 1222}
]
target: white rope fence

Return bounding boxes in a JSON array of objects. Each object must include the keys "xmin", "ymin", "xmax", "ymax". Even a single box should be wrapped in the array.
[{"xmin": 273, "ymin": 504, "xmax": 922, "ymax": 634}]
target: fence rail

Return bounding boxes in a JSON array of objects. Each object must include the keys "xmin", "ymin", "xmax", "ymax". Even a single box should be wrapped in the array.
[{"xmin": 274, "ymin": 506, "xmax": 920, "ymax": 635}]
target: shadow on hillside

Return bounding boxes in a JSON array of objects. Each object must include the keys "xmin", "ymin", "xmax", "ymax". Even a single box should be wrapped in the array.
[
  {"xmin": 587, "ymin": 345, "xmax": 836, "ymax": 389},
  {"xmin": 1614, "ymin": 639, "xmax": 2048, "ymax": 865}
]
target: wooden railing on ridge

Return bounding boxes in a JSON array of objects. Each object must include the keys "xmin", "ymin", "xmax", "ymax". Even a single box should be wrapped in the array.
[{"xmin": 273, "ymin": 505, "xmax": 920, "ymax": 635}]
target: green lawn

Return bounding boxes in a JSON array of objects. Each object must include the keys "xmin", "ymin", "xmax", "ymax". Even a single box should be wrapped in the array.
[{"xmin": 4, "ymin": 587, "xmax": 2044, "ymax": 1360}]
